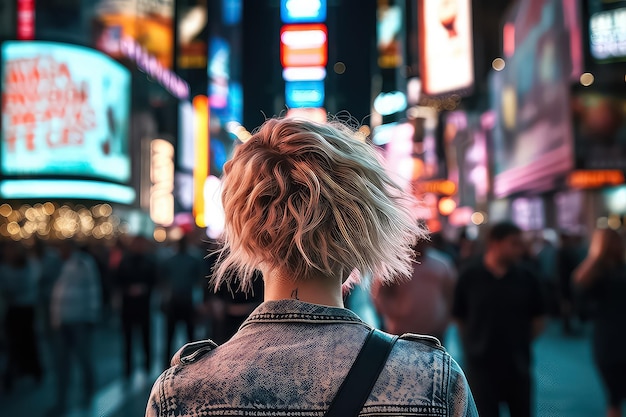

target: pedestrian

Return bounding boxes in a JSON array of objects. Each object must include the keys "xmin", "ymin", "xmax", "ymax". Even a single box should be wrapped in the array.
[
  {"xmin": 212, "ymin": 270, "xmax": 264, "ymax": 344},
  {"xmin": 573, "ymin": 228, "xmax": 626, "ymax": 417},
  {"xmin": 29, "ymin": 238, "xmax": 63, "ymax": 384},
  {"xmin": 558, "ymin": 230, "xmax": 586, "ymax": 334},
  {"xmin": 372, "ymin": 237, "xmax": 457, "ymax": 343},
  {"xmin": 115, "ymin": 235, "xmax": 157, "ymax": 377},
  {"xmin": 48, "ymin": 239, "xmax": 102, "ymax": 413},
  {"xmin": 145, "ymin": 117, "xmax": 477, "ymax": 416},
  {"xmin": 31, "ymin": 238, "xmax": 63, "ymax": 342},
  {"xmin": 0, "ymin": 242, "xmax": 42, "ymax": 390},
  {"xmin": 453, "ymin": 221, "xmax": 546, "ymax": 417},
  {"xmin": 159, "ymin": 235, "xmax": 203, "ymax": 368}
]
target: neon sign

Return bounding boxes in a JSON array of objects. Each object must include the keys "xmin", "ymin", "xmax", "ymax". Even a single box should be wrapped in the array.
[
  {"xmin": 280, "ymin": 7, "xmax": 327, "ymax": 115},
  {"xmin": 150, "ymin": 139, "xmax": 175, "ymax": 226},
  {"xmin": 119, "ymin": 36, "xmax": 190, "ymax": 99},
  {"xmin": 281, "ymin": 0, "xmax": 326, "ymax": 23}
]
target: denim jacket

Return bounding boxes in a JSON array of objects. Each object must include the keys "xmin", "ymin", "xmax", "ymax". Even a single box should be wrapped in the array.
[{"xmin": 146, "ymin": 299, "xmax": 478, "ymax": 417}]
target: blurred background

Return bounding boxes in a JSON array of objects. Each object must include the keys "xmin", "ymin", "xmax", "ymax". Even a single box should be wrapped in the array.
[{"xmin": 0, "ymin": 0, "xmax": 625, "ymax": 416}]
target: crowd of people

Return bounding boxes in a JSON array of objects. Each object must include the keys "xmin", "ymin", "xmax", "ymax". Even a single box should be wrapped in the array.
[
  {"xmin": 367, "ymin": 222, "xmax": 626, "ymax": 417},
  {"xmin": 0, "ymin": 232, "xmax": 260, "ymax": 415},
  {"xmin": 1, "ymin": 217, "xmax": 625, "ymax": 416},
  {"xmin": 1, "ymin": 218, "xmax": 625, "ymax": 416}
]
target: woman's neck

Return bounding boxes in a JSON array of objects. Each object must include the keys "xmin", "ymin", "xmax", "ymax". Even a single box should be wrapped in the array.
[{"xmin": 263, "ymin": 269, "xmax": 344, "ymax": 308}]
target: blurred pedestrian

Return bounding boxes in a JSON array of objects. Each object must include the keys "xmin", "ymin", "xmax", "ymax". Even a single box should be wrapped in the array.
[
  {"xmin": 146, "ymin": 117, "xmax": 477, "ymax": 416},
  {"xmin": 531, "ymin": 230, "xmax": 559, "ymax": 315},
  {"xmin": 453, "ymin": 221, "xmax": 546, "ymax": 417},
  {"xmin": 453, "ymin": 227, "xmax": 479, "ymax": 270},
  {"xmin": 0, "ymin": 242, "xmax": 42, "ymax": 390},
  {"xmin": 115, "ymin": 235, "xmax": 157, "ymax": 377},
  {"xmin": 30, "ymin": 238, "xmax": 63, "ymax": 341},
  {"xmin": 212, "ymin": 271, "xmax": 264, "ymax": 344},
  {"xmin": 558, "ymin": 230, "xmax": 586, "ymax": 334},
  {"xmin": 29, "ymin": 238, "xmax": 63, "ymax": 381},
  {"xmin": 574, "ymin": 228, "xmax": 626, "ymax": 417},
  {"xmin": 48, "ymin": 239, "xmax": 102, "ymax": 413},
  {"xmin": 159, "ymin": 235, "xmax": 203, "ymax": 367},
  {"xmin": 372, "ymin": 237, "xmax": 457, "ymax": 343}
]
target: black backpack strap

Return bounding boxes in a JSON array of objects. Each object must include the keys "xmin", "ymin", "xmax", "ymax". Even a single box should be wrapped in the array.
[{"xmin": 324, "ymin": 328, "xmax": 398, "ymax": 417}]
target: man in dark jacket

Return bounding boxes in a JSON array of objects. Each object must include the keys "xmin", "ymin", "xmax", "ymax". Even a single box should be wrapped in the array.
[{"xmin": 453, "ymin": 221, "xmax": 546, "ymax": 417}]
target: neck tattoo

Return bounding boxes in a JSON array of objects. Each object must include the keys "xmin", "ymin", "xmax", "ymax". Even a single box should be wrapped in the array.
[{"xmin": 290, "ymin": 288, "xmax": 299, "ymax": 300}]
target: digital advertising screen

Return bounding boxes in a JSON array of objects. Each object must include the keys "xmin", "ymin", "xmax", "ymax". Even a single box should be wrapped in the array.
[
  {"xmin": 490, "ymin": 0, "xmax": 574, "ymax": 198},
  {"xmin": 418, "ymin": 0, "xmax": 474, "ymax": 96},
  {"xmin": 1, "ymin": 41, "xmax": 131, "ymax": 184},
  {"xmin": 206, "ymin": 0, "xmax": 244, "ymax": 177}
]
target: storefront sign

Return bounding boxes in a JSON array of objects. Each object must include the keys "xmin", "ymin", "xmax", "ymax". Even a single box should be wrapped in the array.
[
  {"xmin": 119, "ymin": 36, "xmax": 190, "ymax": 99},
  {"xmin": 567, "ymin": 170, "xmax": 625, "ymax": 188}
]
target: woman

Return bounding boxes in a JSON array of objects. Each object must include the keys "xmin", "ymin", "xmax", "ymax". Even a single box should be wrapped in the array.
[
  {"xmin": 145, "ymin": 117, "xmax": 477, "ymax": 416},
  {"xmin": 574, "ymin": 228, "xmax": 626, "ymax": 417}
]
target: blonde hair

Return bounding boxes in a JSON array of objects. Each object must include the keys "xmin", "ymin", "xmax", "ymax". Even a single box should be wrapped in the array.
[{"xmin": 213, "ymin": 117, "xmax": 426, "ymax": 291}]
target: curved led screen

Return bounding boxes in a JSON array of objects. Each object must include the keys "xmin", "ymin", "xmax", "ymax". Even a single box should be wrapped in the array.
[{"xmin": 1, "ymin": 41, "xmax": 131, "ymax": 183}]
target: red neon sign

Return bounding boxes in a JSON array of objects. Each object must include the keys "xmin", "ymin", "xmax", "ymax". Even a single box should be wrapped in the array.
[
  {"xmin": 280, "ymin": 24, "xmax": 328, "ymax": 67},
  {"xmin": 17, "ymin": 0, "xmax": 35, "ymax": 40}
]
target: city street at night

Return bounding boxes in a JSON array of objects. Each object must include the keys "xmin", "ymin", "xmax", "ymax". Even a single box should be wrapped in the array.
[{"xmin": 0, "ymin": 314, "xmax": 607, "ymax": 417}]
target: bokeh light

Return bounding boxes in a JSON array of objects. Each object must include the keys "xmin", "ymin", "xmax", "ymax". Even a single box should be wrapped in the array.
[{"xmin": 492, "ymin": 58, "xmax": 506, "ymax": 71}]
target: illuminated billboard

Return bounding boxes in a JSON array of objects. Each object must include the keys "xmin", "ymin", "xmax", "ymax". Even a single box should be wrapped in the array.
[
  {"xmin": 93, "ymin": 0, "xmax": 174, "ymax": 69},
  {"xmin": 418, "ymin": 0, "xmax": 474, "ymax": 96},
  {"xmin": 1, "ymin": 41, "xmax": 131, "ymax": 184},
  {"xmin": 490, "ymin": 0, "xmax": 574, "ymax": 198}
]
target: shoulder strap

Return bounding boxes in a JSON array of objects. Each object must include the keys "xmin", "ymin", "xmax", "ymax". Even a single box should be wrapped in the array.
[{"xmin": 324, "ymin": 329, "xmax": 398, "ymax": 417}]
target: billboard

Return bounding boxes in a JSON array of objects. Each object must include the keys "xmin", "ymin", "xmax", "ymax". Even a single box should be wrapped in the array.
[
  {"xmin": 418, "ymin": 0, "xmax": 474, "ymax": 96},
  {"xmin": 490, "ymin": 0, "xmax": 574, "ymax": 197},
  {"xmin": 93, "ymin": 0, "xmax": 174, "ymax": 69},
  {"xmin": 1, "ymin": 42, "xmax": 131, "ymax": 184}
]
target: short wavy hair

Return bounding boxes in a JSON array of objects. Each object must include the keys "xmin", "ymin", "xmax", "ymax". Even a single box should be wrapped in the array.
[{"xmin": 213, "ymin": 117, "xmax": 426, "ymax": 291}]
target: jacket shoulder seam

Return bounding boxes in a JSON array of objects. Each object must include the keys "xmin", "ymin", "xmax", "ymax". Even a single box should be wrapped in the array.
[
  {"xmin": 398, "ymin": 332, "xmax": 445, "ymax": 350},
  {"xmin": 172, "ymin": 339, "xmax": 219, "ymax": 366}
]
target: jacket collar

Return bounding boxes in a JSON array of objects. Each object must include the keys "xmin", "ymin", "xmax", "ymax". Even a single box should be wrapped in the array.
[{"xmin": 240, "ymin": 299, "xmax": 368, "ymax": 329}]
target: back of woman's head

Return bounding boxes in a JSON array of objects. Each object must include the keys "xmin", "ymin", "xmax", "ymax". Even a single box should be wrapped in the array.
[{"xmin": 214, "ymin": 117, "xmax": 427, "ymax": 291}]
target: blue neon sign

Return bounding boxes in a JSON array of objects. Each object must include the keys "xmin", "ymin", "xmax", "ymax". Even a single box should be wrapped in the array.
[
  {"xmin": 281, "ymin": 0, "xmax": 327, "ymax": 23},
  {"xmin": 285, "ymin": 80, "xmax": 325, "ymax": 108}
]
